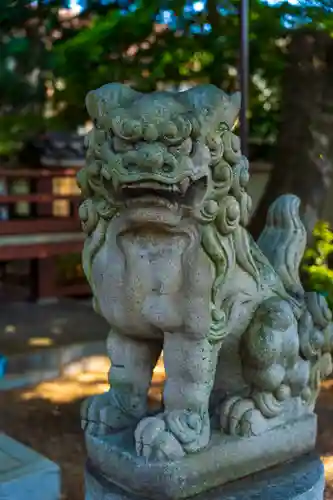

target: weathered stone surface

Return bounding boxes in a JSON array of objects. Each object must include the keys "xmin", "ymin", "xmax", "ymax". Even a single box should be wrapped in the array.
[
  {"xmin": 77, "ymin": 83, "xmax": 333, "ymax": 499},
  {"xmin": 85, "ymin": 451, "xmax": 325, "ymax": 500},
  {"xmin": 0, "ymin": 433, "xmax": 60, "ymax": 500},
  {"xmin": 84, "ymin": 414, "xmax": 316, "ymax": 500}
]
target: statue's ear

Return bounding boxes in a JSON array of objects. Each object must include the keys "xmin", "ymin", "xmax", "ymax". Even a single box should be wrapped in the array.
[
  {"xmin": 181, "ymin": 85, "xmax": 242, "ymax": 131},
  {"xmin": 85, "ymin": 89, "xmax": 104, "ymax": 121},
  {"xmin": 85, "ymin": 83, "xmax": 140, "ymax": 121}
]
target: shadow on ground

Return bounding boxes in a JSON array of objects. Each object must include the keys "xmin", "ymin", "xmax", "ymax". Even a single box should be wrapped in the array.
[
  {"xmin": 0, "ymin": 364, "xmax": 163, "ymax": 500},
  {"xmin": 0, "ymin": 299, "xmax": 108, "ymax": 356}
]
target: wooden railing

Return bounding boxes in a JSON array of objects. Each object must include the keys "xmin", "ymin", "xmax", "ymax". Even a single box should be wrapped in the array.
[
  {"xmin": 0, "ymin": 167, "xmax": 82, "ymax": 237},
  {"xmin": 0, "ymin": 166, "xmax": 90, "ymax": 301}
]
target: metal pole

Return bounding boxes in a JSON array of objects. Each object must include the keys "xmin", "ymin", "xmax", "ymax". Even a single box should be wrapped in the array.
[{"xmin": 239, "ymin": 0, "xmax": 249, "ymax": 157}]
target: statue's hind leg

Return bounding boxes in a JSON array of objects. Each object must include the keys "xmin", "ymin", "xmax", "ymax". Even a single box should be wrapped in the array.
[
  {"xmin": 219, "ymin": 297, "xmax": 310, "ymax": 437},
  {"xmin": 81, "ymin": 329, "xmax": 162, "ymax": 436}
]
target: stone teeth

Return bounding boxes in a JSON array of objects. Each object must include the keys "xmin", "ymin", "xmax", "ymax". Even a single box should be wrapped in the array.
[
  {"xmin": 180, "ymin": 178, "xmax": 190, "ymax": 194},
  {"xmin": 101, "ymin": 167, "xmax": 111, "ymax": 180},
  {"xmin": 112, "ymin": 178, "xmax": 120, "ymax": 191},
  {"xmin": 122, "ymin": 182, "xmax": 181, "ymax": 193}
]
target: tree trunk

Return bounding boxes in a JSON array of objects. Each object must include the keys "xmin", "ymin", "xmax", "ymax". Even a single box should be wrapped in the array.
[{"xmin": 249, "ymin": 29, "xmax": 333, "ymax": 240}]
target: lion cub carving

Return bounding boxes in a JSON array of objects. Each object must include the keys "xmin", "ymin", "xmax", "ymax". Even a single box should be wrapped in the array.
[{"xmin": 78, "ymin": 83, "xmax": 333, "ymax": 462}]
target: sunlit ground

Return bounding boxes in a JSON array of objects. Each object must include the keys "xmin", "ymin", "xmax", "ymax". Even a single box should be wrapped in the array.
[
  {"xmin": 0, "ymin": 356, "xmax": 332, "ymax": 499},
  {"xmin": 28, "ymin": 337, "xmax": 55, "ymax": 347},
  {"xmin": 324, "ymin": 456, "xmax": 333, "ymax": 481},
  {"xmin": 20, "ymin": 356, "xmax": 164, "ymax": 405},
  {"xmin": 319, "ymin": 379, "xmax": 333, "ymax": 488}
]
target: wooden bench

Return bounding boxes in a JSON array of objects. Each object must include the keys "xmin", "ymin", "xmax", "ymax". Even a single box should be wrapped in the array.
[{"xmin": 0, "ymin": 167, "xmax": 90, "ymax": 301}]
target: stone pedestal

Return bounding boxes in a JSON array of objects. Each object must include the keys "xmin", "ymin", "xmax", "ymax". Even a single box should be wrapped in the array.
[
  {"xmin": 85, "ymin": 452, "xmax": 325, "ymax": 500},
  {"xmin": 0, "ymin": 433, "xmax": 60, "ymax": 500},
  {"xmin": 83, "ymin": 414, "xmax": 318, "ymax": 500}
]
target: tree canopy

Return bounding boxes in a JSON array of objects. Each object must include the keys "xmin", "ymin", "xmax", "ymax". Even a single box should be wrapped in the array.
[
  {"xmin": 0, "ymin": 0, "xmax": 332, "ymax": 154},
  {"xmin": 0, "ymin": 0, "xmax": 66, "ymax": 153}
]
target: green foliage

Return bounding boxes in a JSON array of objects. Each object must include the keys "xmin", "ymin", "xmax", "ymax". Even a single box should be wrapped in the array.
[
  {"xmin": 1, "ymin": 0, "xmax": 333, "ymax": 153},
  {"xmin": 302, "ymin": 221, "xmax": 333, "ymax": 311},
  {"xmin": 52, "ymin": 0, "xmax": 161, "ymax": 127},
  {"xmin": 0, "ymin": 0, "xmax": 62, "ymax": 152},
  {"xmin": 52, "ymin": 0, "xmax": 333, "ymax": 141}
]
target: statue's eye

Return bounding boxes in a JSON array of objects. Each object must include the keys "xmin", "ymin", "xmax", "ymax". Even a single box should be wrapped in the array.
[
  {"xmin": 217, "ymin": 122, "xmax": 229, "ymax": 134},
  {"xmin": 162, "ymin": 164, "xmax": 174, "ymax": 173}
]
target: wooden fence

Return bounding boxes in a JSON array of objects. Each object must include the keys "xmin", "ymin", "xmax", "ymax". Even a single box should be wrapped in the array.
[{"xmin": 0, "ymin": 167, "xmax": 90, "ymax": 301}]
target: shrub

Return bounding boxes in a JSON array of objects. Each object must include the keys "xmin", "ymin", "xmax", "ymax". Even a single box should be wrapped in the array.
[{"xmin": 301, "ymin": 221, "xmax": 333, "ymax": 312}]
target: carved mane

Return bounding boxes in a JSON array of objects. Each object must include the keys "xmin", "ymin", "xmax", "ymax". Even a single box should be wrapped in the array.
[
  {"xmin": 197, "ymin": 126, "xmax": 265, "ymax": 343},
  {"xmin": 77, "ymin": 84, "xmax": 267, "ymax": 329}
]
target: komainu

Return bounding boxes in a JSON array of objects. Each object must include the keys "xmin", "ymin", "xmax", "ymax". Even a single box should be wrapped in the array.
[{"xmin": 78, "ymin": 83, "xmax": 333, "ymax": 461}]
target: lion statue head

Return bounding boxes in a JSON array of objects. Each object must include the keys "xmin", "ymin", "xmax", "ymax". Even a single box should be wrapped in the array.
[
  {"xmin": 77, "ymin": 83, "xmax": 252, "ymax": 229},
  {"xmin": 77, "ymin": 83, "xmax": 257, "ymax": 339}
]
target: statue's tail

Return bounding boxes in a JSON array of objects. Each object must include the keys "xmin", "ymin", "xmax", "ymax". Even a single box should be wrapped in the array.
[
  {"xmin": 257, "ymin": 194, "xmax": 307, "ymax": 298},
  {"xmin": 258, "ymin": 194, "xmax": 333, "ymax": 390}
]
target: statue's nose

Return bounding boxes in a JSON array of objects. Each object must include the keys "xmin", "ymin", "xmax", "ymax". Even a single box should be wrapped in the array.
[
  {"xmin": 138, "ymin": 148, "xmax": 164, "ymax": 172},
  {"xmin": 123, "ymin": 146, "xmax": 175, "ymax": 174}
]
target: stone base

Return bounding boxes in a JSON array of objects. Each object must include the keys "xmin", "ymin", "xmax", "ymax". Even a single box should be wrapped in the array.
[
  {"xmin": 0, "ymin": 433, "xmax": 60, "ymax": 500},
  {"xmin": 85, "ymin": 413, "xmax": 318, "ymax": 500},
  {"xmin": 85, "ymin": 452, "xmax": 325, "ymax": 500}
]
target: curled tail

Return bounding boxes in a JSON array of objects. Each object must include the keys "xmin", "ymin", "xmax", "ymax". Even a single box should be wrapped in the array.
[
  {"xmin": 258, "ymin": 194, "xmax": 333, "ymax": 383},
  {"xmin": 257, "ymin": 194, "xmax": 307, "ymax": 297}
]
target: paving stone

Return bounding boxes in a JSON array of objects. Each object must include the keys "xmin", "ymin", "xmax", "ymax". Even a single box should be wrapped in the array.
[{"xmin": 0, "ymin": 433, "xmax": 60, "ymax": 500}]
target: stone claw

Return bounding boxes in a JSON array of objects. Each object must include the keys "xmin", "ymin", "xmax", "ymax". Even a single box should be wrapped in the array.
[
  {"xmin": 134, "ymin": 410, "xmax": 210, "ymax": 461},
  {"xmin": 81, "ymin": 392, "xmax": 113, "ymax": 436},
  {"xmin": 81, "ymin": 391, "xmax": 141, "ymax": 436},
  {"xmin": 219, "ymin": 396, "xmax": 267, "ymax": 437},
  {"xmin": 135, "ymin": 415, "xmax": 186, "ymax": 461}
]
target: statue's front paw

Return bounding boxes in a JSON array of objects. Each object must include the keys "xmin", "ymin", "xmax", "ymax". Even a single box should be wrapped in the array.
[
  {"xmin": 81, "ymin": 392, "xmax": 112, "ymax": 436},
  {"xmin": 135, "ymin": 416, "xmax": 186, "ymax": 461},
  {"xmin": 134, "ymin": 410, "xmax": 210, "ymax": 461},
  {"xmin": 220, "ymin": 396, "xmax": 267, "ymax": 437},
  {"xmin": 81, "ymin": 391, "xmax": 142, "ymax": 436}
]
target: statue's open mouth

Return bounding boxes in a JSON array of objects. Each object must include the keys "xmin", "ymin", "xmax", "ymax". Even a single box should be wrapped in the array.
[{"xmin": 119, "ymin": 176, "xmax": 208, "ymax": 211}]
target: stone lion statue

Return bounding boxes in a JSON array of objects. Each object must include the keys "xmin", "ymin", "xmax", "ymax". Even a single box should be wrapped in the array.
[{"xmin": 78, "ymin": 83, "xmax": 333, "ymax": 462}]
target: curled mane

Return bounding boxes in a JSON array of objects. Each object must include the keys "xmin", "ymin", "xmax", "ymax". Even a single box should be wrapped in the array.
[{"xmin": 197, "ymin": 128, "xmax": 264, "ymax": 343}]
